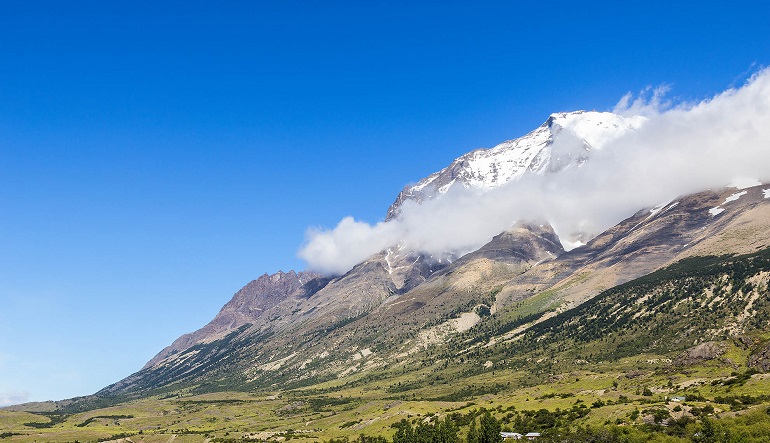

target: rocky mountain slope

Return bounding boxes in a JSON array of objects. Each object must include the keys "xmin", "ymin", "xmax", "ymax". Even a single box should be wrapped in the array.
[
  {"xmin": 75, "ymin": 183, "xmax": 769, "ymax": 409},
  {"xmin": 143, "ymin": 270, "xmax": 325, "ymax": 369},
  {"xmin": 508, "ymin": 246, "xmax": 770, "ymax": 363}
]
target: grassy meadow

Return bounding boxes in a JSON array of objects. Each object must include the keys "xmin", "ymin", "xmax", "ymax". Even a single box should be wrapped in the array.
[{"xmin": 3, "ymin": 353, "xmax": 770, "ymax": 443}]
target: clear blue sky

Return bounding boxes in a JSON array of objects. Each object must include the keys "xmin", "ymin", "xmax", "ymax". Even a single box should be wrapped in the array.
[{"xmin": 1, "ymin": 1, "xmax": 769, "ymax": 404}]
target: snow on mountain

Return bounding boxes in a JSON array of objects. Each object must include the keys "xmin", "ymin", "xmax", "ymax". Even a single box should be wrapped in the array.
[
  {"xmin": 729, "ymin": 178, "xmax": 763, "ymax": 189},
  {"xmin": 386, "ymin": 111, "xmax": 646, "ymax": 220},
  {"xmin": 302, "ymin": 70, "xmax": 770, "ymax": 275}
]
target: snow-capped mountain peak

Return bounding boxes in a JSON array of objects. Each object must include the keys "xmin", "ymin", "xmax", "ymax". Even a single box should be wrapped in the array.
[
  {"xmin": 547, "ymin": 110, "xmax": 646, "ymax": 150},
  {"xmin": 386, "ymin": 110, "xmax": 646, "ymax": 220}
]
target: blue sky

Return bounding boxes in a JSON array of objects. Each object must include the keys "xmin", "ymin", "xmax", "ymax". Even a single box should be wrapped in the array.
[{"xmin": 1, "ymin": 1, "xmax": 770, "ymax": 404}]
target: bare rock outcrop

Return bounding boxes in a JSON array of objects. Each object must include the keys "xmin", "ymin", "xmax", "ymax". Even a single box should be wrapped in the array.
[
  {"xmin": 748, "ymin": 341, "xmax": 770, "ymax": 372},
  {"xmin": 674, "ymin": 342, "xmax": 725, "ymax": 366}
]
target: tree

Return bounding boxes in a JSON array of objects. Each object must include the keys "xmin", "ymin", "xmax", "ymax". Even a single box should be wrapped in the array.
[
  {"xmin": 437, "ymin": 416, "xmax": 460, "ymax": 443},
  {"xmin": 694, "ymin": 417, "xmax": 732, "ymax": 443},
  {"xmin": 467, "ymin": 417, "xmax": 479, "ymax": 443},
  {"xmin": 393, "ymin": 420, "xmax": 415, "ymax": 443},
  {"xmin": 415, "ymin": 421, "xmax": 432, "ymax": 443},
  {"xmin": 356, "ymin": 435, "xmax": 387, "ymax": 443},
  {"xmin": 394, "ymin": 416, "xmax": 459, "ymax": 443},
  {"xmin": 478, "ymin": 412, "xmax": 502, "ymax": 443}
]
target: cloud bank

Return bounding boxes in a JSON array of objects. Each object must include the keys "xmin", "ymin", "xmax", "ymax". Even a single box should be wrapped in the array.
[{"xmin": 300, "ymin": 69, "xmax": 770, "ymax": 275}]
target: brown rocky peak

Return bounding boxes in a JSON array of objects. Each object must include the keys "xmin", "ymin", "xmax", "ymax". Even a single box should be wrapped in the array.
[{"xmin": 142, "ymin": 269, "xmax": 323, "ymax": 369}]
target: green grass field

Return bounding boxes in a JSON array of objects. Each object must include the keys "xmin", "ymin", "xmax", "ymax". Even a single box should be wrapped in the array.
[{"xmin": 3, "ymin": 353, "xmax": 770, "ymax": 443}]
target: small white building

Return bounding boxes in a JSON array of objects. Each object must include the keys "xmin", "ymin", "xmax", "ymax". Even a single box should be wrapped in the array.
[
  {"xmin": 524, "ymin": 432, "xmax": 541, "ymax": 440},
  {"xmin": 500, "ymin": 432, "xmax": 523, "ymax": 440}
]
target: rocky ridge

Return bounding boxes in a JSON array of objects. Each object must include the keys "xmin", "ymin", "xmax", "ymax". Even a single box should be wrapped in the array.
[{"xmin": 143, "ymin": 270, "xmax": 325, "ymax": 368}]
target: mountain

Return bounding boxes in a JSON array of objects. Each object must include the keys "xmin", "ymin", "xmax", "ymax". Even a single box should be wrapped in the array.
[
  {"xmin": 120, "ymin": 111, "xmax": 647, "ymax": 393},
  {"xmin": 5, "ymin": 111, "xmax": 770, "ymax": 443},
  {"xmin": 386, "ymin": 111, "xmax": 646, "ymax": 220},
  {"xmin": 80, "ymin": 184, "xmax": 769, "ymax": 408},
  {"xmin": 38, "ymin": 111, "xmax": 770, "ymax": 416}
]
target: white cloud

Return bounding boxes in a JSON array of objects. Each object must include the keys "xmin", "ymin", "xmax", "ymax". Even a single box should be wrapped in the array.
[
  {"xmin": 300, "ymin": 69, "xmax": 770, "ymax": 275},
  {"xmin": 298, "ymin": 217, "xmax": 401, "ymax": 275},
  {"xmin": 613, "ymin": 84, "xmax": 674, "ymax": 117},
  {"xmin": 0, "ymin": 390, "xmax": 29, "ymax": 407}
]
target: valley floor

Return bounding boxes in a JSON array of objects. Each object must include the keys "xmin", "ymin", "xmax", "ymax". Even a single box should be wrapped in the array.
[{"xmin": 3, "ymin": 356, "xmax": 770, "ymax": 443}]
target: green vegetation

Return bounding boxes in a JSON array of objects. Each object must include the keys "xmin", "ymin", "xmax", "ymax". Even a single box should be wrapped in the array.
[
  {"xmin": 392, "ymin": 415, "xmax": 460, "ymax": 443},
  {"xmin": 21, "ymin": 412, "xmax": 69, "ymax": 428},
  {"xmin": 76, "ymin": 415, "xmax": 134, "ymax": 427},
  {"xmin": 439, "ymin": 247, "xmax": 770, "ymax": 375}
]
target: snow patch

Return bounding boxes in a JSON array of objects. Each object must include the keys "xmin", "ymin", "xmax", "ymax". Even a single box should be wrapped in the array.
[
  {"xmin": 722, "ymin": 190, "xmax": 747, "ymax": 204},
  {"xmin": 709, "ymin": 191, "xmax": 747, "ymax": 217},
  {"xmin": 649, "ymin": 202, "xmax": 667, "ymax": 217},
  {"xmin": 384, "ymin": 248, "xmax": 395, "ymax": 274},
  {"xmin": 437, "ymin": 178, "xmax": 457, "ymax": 194},
  {"xmin": 648, "ymin": 201, "xmax": 678, "ymax": 219},
  {"xmin": 764, "ymin": 189, "xmax": 770, "ymax": 199},
  {"xmin": 561, "ymin": 239, "xmax": 586, "ymax": 250}
]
